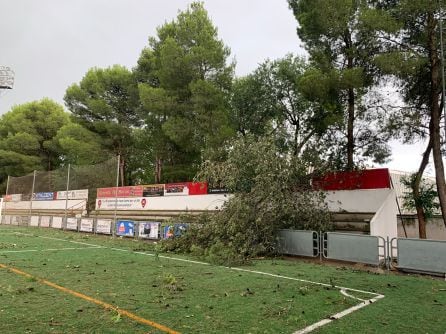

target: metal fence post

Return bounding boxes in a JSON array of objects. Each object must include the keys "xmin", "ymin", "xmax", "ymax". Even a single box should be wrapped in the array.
[
  {"xmin": 3, "ymin": 175, "xmax": 9, "ymax": 222},
  {"xmin": 63, "ymin": 164, "xmax": 71, "ymax": 231},
  {"xmin": 29, "ymin": 170, "xmax": 36, "ymax": 223},
  {"xmin": 113, "ymin": 155, "xmax": 120, "ymax": 237},
  {"xmin": 319, "ymin": 231, "xmax": 323, "ymax": 262}
]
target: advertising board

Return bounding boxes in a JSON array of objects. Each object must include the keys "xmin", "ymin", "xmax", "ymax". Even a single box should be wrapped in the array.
[
  {"xmin": 164, "ymin": 183, "xmax": 189, "ymax": 196},
  {"xmin": 116, "ymin": 220, "xmax": 134, "ymax": 237},
  {"xmin": 32, "ymin": 192, "xmax": 55, "ymax": 201},
  {"xmin": 30, "ymin": 216, "xmax": 39, "ymax": 227},
  {"xmin": 3, "ymin": 194, "xmax": 22, "ymax": 202},
  {"xmin": 66, "ymin": 217, "xmax": 78, "ymax": 230},
  {"xmin": 96, "ymin": 219, "xmax": 112, "ymax": 234},
  {"xmin": 163, "ymin": 224, "xmax": 188, "ymax": 239},
  {"xmin": 138, "ymin": 222, "xmax": 160, "ymax": 239},
  {"xmin": 188, "ymin": 182, "xmax": 208, "ymax": 195},
  {"xmin": 56, "ymin": 189, "xmax": 89, "ymax": 200},
  {"xmin": 142, "ymin": 184, "xmax": 164, "ymax": 197},
  {"xmin": 40, "ymin": 216, "xmax": 51, "ymax": 228},
  {"xmin": 97, "ymin": 186, "xmax": 143, "ymax": 198},
  {"xmin": 52, "ymin": 216, "xmax": 63, "ymax": 229},
  {"xmin": 80, "ymin": 218, "xmax": 94, "ymax": 232},
  {"xmin": 96, "ymin": 197, "xmax": 149, "ymax": 210}
]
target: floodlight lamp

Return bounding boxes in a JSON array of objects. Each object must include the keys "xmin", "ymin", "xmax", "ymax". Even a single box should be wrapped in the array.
[{"xmin": 0, "ymin": 66, "xmax": 14, "ymax": 90}]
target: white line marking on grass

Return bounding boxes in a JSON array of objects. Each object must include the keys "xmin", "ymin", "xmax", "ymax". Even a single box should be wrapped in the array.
[
  {"xmin": 340, "ymin": 288, "xmax": 366, "ymax": 302},
  {"xmin": 0, "ymin": 246, "xmax": 102, "ymax": 254},
  {"xmin": 293, "ymin": 294, "xmax": 385, "ymax": 334},
  {"xmin": 11, "ymin": 231, "xmax": 385, "ymax": 333},
  {"xmin": 229, "ymin": 267, "xmax": 382, "ymax": 297},
  {"xmin": 12, "ymin": 232, "xmax": 103, "ymax": 248}
]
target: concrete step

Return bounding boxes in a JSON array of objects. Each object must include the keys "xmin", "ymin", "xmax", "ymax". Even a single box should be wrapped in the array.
[{"xmin": 331, "ymin": 212, "xmax": 374, "ymax": 222}]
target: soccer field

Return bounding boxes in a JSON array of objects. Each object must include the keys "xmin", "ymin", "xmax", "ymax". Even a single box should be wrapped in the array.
[{"xmin": 0, "ymin": 226, "xmax": 444, "ymax": 333}]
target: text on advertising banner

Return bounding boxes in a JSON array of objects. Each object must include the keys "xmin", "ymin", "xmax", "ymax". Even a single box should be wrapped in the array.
[
  {"xmin": 80, "ymin": 218, "xmax": 94, "ymax": 232},
  {"xmin": 66, "ymin": 217, "xmax": 78, "ymax": 230},
  {"xmin": 97, "ymin": 186, "xmax": 143, "ymax": 198},
  {"xmin": 96, "ymin": 219, "xmax": 112, "ymax": 234},
  {"xmin": 96, "ymin": 197, "xmax": 149, "ymax": 210}
]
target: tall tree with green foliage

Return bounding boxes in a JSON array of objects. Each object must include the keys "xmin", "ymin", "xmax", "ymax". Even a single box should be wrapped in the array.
[
  {"xmin": 0, "ymin": 99, "xmax": 70, "ymax": 184},
  {"xmin": 135, "ymin": 2, "xmax": 235, "ymax": 182},
  {"xmin": 401, "ymin": 174, "xmax": 439, "ymax": 238},
  {"xmin": 364, "ymin": 0, "xmax": 446, "ymax": 226},
  {"xmin": 53, "ymin": 123, "xmax": 110, "ymax": 165},
  {"xmin": 64, "ymin": 65, "xmax": 140, "ymax": 185},
  {"xmin": 243, "ymin": 55, "xmax": 340, "ymax": 157},
  {"xmin": 229, "ymin": 74, "xmax": 277, "ymax": 138},
  {"xmin": 288, "ymin": 0, "xmax": 389, "ymax": 170}
]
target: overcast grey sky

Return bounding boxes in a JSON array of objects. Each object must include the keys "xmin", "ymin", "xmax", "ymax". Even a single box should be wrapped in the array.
[
  {"xmin": 0, "ymin": 0, "xmax": 304, "ymax": 113},
  {"xmin": 0, "ymin": 0, "xmax": 426, "ymax": 173}
]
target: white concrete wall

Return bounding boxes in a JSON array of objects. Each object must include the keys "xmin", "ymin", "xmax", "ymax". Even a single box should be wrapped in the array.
[
  {"xmin": 324, "ymin": 189, "xmax": 393, "ymax": 213},
  {"xmin": 325, "ymin": 189, "xmax": 398, "ymax": 240},
  {"xmin": 398, "ymin": 216, "xmax": 446, "ymax": 240},
  {"xmin": 96, "ymin": 194, "xmax": 229, "ymax": 211},
  {"xmin": 370, "ymin": 189, "xmax": 398, "ymax": 239}
]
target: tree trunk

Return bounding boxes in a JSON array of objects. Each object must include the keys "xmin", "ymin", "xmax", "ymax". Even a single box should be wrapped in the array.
[
  {"xmin": 413, "ymin": 128, "xmax": 433, "ymax": 239},
  {"xmin": 155, "ymin": 156, "xmax": 162, "ymax": 184},
  {"xmin": 345, "ymin": 32, "xmax": 355, "ymax": 171},
  {"xmin": 120, "ymin": 157, "xmax": 125, "ymax": 187},
  {"xmin": 428, "ymin": 12, "xmax": 446, "ymax": 228},
  {"xmin": 346, "ymin": 87, "xmax": 355, "ymax": 171}
]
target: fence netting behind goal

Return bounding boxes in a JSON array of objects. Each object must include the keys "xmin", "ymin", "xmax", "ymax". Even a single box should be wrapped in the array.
[{"xmin": 6, "ymin": 156, "xmax": 119, "ymax": 212}]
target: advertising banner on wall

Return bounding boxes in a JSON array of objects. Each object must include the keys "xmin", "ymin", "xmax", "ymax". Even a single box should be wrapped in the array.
[
  {"xmin": 56, "ymin": 189, "xmax": 89, "ymax": 200},
  {"xmin": 80, "ymin": 218, "xmax": 94, "ymax": 232},
  {"xmin": 116, "ymin": 220, "xmax": 134, "ymax": 237},
  {"xmin": 32, "ymin": 192, "xmax": 55, "ymax": 201},
  {"xmin": 138, "ymin": 222, "xmax": 160, "ymax": 239},
  {"xmin": 142, "ymin": 184, "xmax": 164, "ymax": 197},
  {"xmin": 96, "ymin": 197, "xmax": 149, "ymax": 210},
  {"xmin": 164, "ymin": 183, "xmax": 189, "ymax": 196},
  {"xmin": 52, "ymin": 216, "xmax": 63, "ymax": 229},
  {"xmin": 3, "ymin": 194, "xmax": 22, "ymax": 202},
  {"xmin": 96, "ymin": 219, "xmax": 112, "ymax": 234},
  {"xmin": 97, "ymin": 186, "xmax": 143, "ymax": 198},
  {"xmin": 188, "ymin": 182, "xmax": 208, "ymax": 195},
  {"xmin": 207, "ymin": 187, "xmax": 229, "ymax": 194},
  {"xmin": 5, "ymin": 200, "xmax": 86, "ymax": 211},
  {"xmin": 66, "ymin": 217, "xmax": 78, "ymax": 230},
  {"xmin": 163, "ymin": 224, "xmax": 188, "ymax": 239},
  {"xmin": 30, "ymin": 216, "xmax": 39, "ymax": 227},
  {"xmin": 40, "ymin": 216, "xmax": 51, "ymax": 228}
]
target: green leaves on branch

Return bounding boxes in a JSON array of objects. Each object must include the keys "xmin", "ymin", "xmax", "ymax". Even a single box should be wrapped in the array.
[
  {"xmin": 162, "ymin": 135, "xmax": 332, "ymax": 263},
  {"xmin": 401, "ymin": 174, "xmax": 439, "ymax": 221},
  {"xmin": 136, "ymin": 2, "xmax": 235, "ymax": 182},
  {"xmin": 0, "ymin": 99, "xmax": 70, "ymax": 174}
]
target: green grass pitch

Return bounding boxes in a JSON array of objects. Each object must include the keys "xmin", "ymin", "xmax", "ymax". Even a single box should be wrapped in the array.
[{"xmin": 0, "ymin": 226, "xmax": 444, "ymax": 333}]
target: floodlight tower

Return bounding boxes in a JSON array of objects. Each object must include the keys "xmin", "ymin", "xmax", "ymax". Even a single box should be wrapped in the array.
[{"xmin": 0, "ymin": 66, "xmax": 14, "ymax": 97}]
